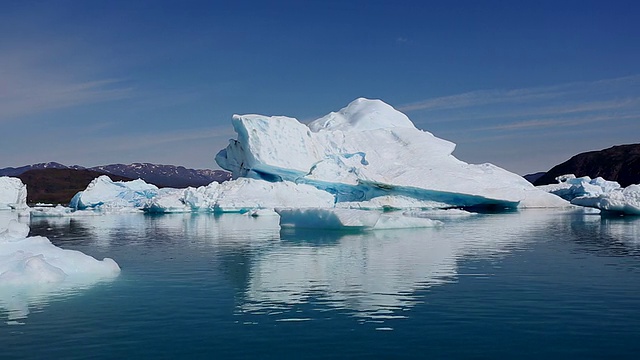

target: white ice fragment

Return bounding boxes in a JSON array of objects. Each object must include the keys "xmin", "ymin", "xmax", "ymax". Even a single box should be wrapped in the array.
[
  {"xmin": 0, "ymin": 177, "xmax": 28, "ymax": 210},
  {"xmin": 572, "ymin": 184, "xmax": 640, "ymax": 215},
  {"xmin": 0, "ymin": 216, "xmax": 120, "ymax": 322},
  {"xmin": 537, "ymin": 174, "xmax": 622, "ymax": 201},
  {"xmin": 70, "ymin": 175, "xmax": 159, "ymax": 211},
  {"xmin": 146, "ymin": 178, "xmax": 335, "ymax": 213}
]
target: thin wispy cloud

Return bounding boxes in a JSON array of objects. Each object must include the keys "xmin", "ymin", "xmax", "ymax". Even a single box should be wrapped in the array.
[
  {"xmin": 0, "ymin": 69, "xmax": 132, "ymax": 121},
  {"xmin": 0, "ymin": 33, "xmax": 133, "ymax": 122},
  {"xmin": 479, "ymin": 113, "xmax": 640, "ymax": 132},
  {"xmin": 399, "ymin": 75, "xmax": 640, "ymax": 142},
  {"xmin": 399, "ymin": 75, "xmax": 640, "ymax": 113},
  {"xmin": 104, "ymin": 126, "xmax": 235, "ymax": 153}
]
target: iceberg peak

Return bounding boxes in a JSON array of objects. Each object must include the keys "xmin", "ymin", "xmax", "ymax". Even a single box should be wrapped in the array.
[{"xmin": 308, "ymin": 98, "xmax": 416, "ymax": 133}]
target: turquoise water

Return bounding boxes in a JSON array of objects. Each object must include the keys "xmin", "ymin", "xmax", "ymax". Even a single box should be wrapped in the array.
[{"xmin": 2, "ymin": 210, "xmax": 640, "ymax": 359}]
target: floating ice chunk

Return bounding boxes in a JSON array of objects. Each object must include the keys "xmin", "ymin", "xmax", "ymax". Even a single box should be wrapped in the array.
[
  {"xmin": 215, "ymin": 179, "xmax": 335, "ymax": 212},
  {"xmin": 70, "ymin": 175, "xmax": 159, "ymax": 211},
  {"xmin": 0, "ymin": 220, "xmax": 120, "ymax": 285},
  {"xmin": 216, "ymin": 98, "xmax": 568, "ymax": 209},
  {"xmin": 145, "ymin": 178, "xmax": 335, "ymax": 213},
  {"xmin": 539, "ymin": 174, "xmax": 640, "ymax": 215},
  {"xmin": 276, "ymin": 208, "xmax": 443, "ymax": 230},
  {"xmin": 572, "ymin": 184, "xmax": 640, "ymax": 215},
  {"xmin": 0, "ymin": 177, "xmax": 27, "ymax": 210},
  {"xmin": 537, "ymin": 174, "xmax": 621, "ymax": 201},
  {"xmin": 0, "ymin": 217, "xmax": 120, "ymax": 322}
]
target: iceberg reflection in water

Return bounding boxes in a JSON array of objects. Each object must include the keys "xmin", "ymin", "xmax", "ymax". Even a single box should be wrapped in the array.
[
  {"xmin": 15, "ymin": 210, "xmax": 552, "ymax": 325},
  {"xmin": 238, "ymin": 210, "xmax": 560, "ymax": 321}
]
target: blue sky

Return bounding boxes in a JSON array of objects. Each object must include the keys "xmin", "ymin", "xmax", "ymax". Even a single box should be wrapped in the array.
[{"xmin": 1, "ymin": 0, "xmax": 639, "ymax": 175}]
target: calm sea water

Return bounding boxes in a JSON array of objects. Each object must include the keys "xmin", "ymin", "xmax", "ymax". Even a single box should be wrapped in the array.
[{"xmin": 1, "ymin": 209, "xmax": 640, "ymax": 359}]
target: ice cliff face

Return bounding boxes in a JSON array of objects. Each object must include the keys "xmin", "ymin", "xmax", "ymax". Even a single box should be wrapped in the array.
[
  {"xmin": 0, "ymin": 177, "xmax": 27, "ymax": 210},
  {"xmin": 216, "ymin": 98, "xmax": 566, "ymax": 209}
]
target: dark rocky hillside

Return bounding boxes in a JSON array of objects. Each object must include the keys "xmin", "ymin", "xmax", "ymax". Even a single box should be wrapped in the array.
[
  {"xmin": 523, "ymin": 172, "xmax": 546, "ymax": 184},
  {"xmin": 18, "ymin": 169, "xmax": 133, "ymax": 205},
  {"xmin": 533, "ymin": 144, "xmax": 640, "ymax": 187}
]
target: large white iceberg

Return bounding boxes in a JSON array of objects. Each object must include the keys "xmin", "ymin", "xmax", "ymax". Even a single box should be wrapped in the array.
[
  {"xmin": 216, "ymin": 98, "xmax": 567, "ymax": 209},
  {"xmin": 0, "ymin": 177, "xmax": 27, "ymax": 210}
]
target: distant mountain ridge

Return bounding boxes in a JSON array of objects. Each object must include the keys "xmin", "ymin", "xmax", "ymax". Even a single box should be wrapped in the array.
[
  {"xmin": 533, "ymin": 144, "xmax": 640, "ymax": 187},
  {"xmin": 0, "ymin": 162, "xmax": 81, "ymax": 177},
  {"xmin": 0, "ymin": 162, "xmax": 231, "ymax": 188}
]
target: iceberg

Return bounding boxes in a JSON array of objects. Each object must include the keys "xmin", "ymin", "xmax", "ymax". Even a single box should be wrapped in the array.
[
  {"xmin": 70, "ymin": 175, "xmax": 160, "ymax": 211},
  {"xmin": 145, "ymin": 178, "xmax": 335, "ymax": 213},
  {"xmin": 0, "ymin": 177, "xmax": 27, "ymax": 210},
  {"xmin": 0, "ymin": 219, "xmax": 120, "ymax": 284},
  {"xmin": 571, "ymin": 184, "xmax": 640, "ymax": 215},
  {"xmin": 537, "ymin": 174, "xmax": 640, "ymax": 215},
  {"xmin": 537, "ymin": 174, "xmax": 621, "ymax": 201},
  {"xmin": 216, "ymin": 98, "xmax": 567, "ymax": 209},
  {"xmin": 0, "ymin": 215, "xmax": 120, "ymax": 323}
]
